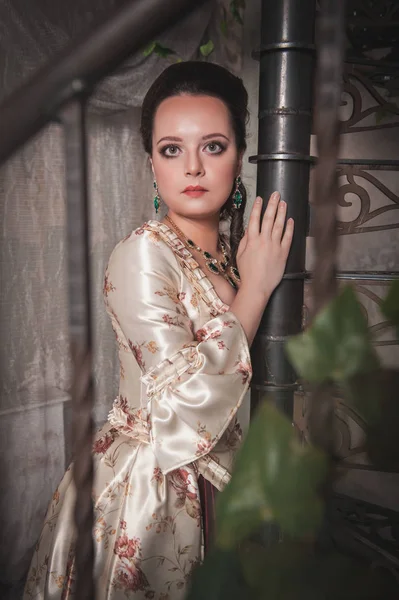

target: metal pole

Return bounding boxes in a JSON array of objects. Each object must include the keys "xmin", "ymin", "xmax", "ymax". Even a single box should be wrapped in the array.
[
  {"xmin": 249, "ymin": 0, "xmax": 316, "ymax": 546},
  {"xmin": 250, "ymin": 0, "xmax": 316, "ymax": 418},
  {"xmin": 61, "ymin": 98, "xmax": 95, "ymax": 598}
]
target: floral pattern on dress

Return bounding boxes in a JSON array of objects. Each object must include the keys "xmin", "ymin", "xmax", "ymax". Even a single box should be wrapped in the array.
[
  {"xmin": 24, "ymin": 221, "xmax": 252, "ymax": 599},
  {"xmin": 155, "ymin": 285, "xmax": 187, "ymax": 308},
  {"xmin": 93, "ymin": 428, "xmax": 118, "ymax": 454},
  {"xmin": 234, "ymin": 358, "xmax": 252, "ymax": 384},
  {"xmin": 112, "ymin": 533, "xmax": 152, "ymax": 596},
  {"xmin": 224, "ymin": 419, "xmax": 243, "ymax": 453},
  {"xmin": 195, "ymin": 319, "xmax": 235, "ymax": 343},
  {"xmin": 128, "ymin": 339, "xmax": 160, "ymax": 370},
  {"xmin": 168, "ymin": 469, "xmax": 201, "ymax": 524},
  {"xmin": 144, "ymin": 511, "xmax": 200, "ymax": 595},
  {"xmin": 108, "ymin": 395, "xmax": 150, "ymax": 442},
  {"xmin": 162, "ymin": 313, "xmax": 186, "ymax": 328},
  {"xmin": 151, "ymin": 467, "xmax": 163, "ymax": 484}
]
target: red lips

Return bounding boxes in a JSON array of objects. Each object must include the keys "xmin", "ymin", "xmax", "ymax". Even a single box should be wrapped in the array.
[{"xmin": 183, "ymin": 185, "xmax": 208, "ymax": 192}]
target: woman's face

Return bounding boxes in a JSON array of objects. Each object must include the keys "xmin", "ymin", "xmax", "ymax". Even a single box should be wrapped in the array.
[{"xmin": 151, "ymin": 94, "xmax": 241, "ymax": 220}]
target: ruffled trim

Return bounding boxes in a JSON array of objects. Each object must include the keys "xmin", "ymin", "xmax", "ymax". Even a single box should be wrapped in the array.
[
  {"xmin": 108, "ymin": 397, "xmax": 150, "ymax": 444},
  {"xmin": 145, "ymin": 220, "xmax": 230, "ymax": 317},
  {"xmin": 196, "ymin": 454, "xmax": 231, "ymax": 492},
  {"xmin": 140, "ymin": 343, "xmax": 203, "ymax": 398}
]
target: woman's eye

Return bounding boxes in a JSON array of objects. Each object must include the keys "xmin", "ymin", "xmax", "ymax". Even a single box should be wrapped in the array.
[
  {"xmin": 162, "ymin": 145, "xmax": 180, "ymax": 157},
  {"xmin": 205, "ymin": 142, "xmax": 224, "ymax": 154}
]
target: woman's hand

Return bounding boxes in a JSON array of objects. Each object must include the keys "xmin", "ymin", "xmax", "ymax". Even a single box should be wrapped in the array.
[{"xmin": 236, "ymin": 191, "xmax": 294, "ymax": 300}]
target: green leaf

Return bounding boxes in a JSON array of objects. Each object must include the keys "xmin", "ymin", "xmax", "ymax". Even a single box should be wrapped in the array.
[
  {"xmin": 200, "ymin": 39, "xmax": 214, "ymax": 57},
  {"xmin": 239, "ymin": 540, "xmax": 307, "ymax": 594},
  {"xmin": 143, "ymin": 41, "xmax": 176, "ymax": 58},
  {"xmin": 153, "ymin": 42, "xmax": 176, "ymax": 58},
  {"xmin": 343, "ymin": 370, "xmax": 381, "ymax": 425},
  {"xmin": 215, "ymin": 401, "xmax": 327, "ymax": 549},
  {"xmin": 381, "ymin": 279, "xmax": 399, "ymax": 337},
  {"xmin": 286, "ymin": 286, "xmax": 379, "ymax": 384},
  {"xmin": 143, "ymin": 41, "xmax": 156, "ymax": 57}
]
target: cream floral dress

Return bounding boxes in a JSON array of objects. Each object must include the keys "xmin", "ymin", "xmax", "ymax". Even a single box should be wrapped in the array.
[{"xmin": 24, "ymin": 220, "xmax": 252, "ymax": 600}]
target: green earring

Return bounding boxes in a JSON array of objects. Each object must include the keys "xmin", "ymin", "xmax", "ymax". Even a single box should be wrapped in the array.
[
  {"xmin": 232, "ymin": 176, "xmax": 243, "ymax": 210},
  {"xmin": 153, "ymin": 180, "xmax": 160, "ymax": 214}
]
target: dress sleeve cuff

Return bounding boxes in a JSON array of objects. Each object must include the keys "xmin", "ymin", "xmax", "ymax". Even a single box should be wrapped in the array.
[{"xmin": 140, "ymin": 343, "xmax": 203, "ymax": 397}]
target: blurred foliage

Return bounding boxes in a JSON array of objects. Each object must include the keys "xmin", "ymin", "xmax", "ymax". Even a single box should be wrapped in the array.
[
  {"xmin": 142, "ymin": 1, "xmax": 246, "ymax": 61},
  {"xmin": 186, "ymin": 283, "xmax": 399, "ymax": 599},
  {"xmin": 286, "ymin": 287, "xmax": 379, "ymax": 387},
  {"xmin": 187, "ymin": 541, "xmax": 398, "ymax": 599},
  {"xmin": 216, "ymin": 402, "xmax": 327, "ymax": 549}
]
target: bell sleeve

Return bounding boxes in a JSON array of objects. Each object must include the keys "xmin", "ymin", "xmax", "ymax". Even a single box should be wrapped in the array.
[{"xmin": 105, "ymin": 231, "xmax": 252, "ymax": 475}]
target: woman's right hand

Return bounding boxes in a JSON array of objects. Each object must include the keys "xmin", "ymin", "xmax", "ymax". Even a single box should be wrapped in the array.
[{"xmin": 236, "ymin": 191, "xmax": 294, "ymax": 300}]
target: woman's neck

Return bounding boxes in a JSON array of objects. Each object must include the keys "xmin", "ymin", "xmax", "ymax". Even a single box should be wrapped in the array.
[{"xmin": 164, "ymin": 211, "xmax": 220, "ymax": 256}]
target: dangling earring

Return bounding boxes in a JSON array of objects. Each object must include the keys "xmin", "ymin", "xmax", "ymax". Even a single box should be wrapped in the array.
[
  {"xmin": 153, "ymin": 180, "xmax": 160, "ymax": 214},
  {"xmin": 232, "ymin": 175, "xmax": 243, "ymax": 210}
]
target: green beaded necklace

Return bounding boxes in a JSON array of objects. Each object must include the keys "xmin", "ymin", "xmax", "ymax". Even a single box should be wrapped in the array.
[{"xmin": 164, "ymin": 215, "xmax": 241, "ymax": 289}]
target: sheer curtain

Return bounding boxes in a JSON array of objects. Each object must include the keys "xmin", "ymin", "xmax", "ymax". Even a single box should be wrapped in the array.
[{"xmin": 0, "ymin": 0, "xmax": 245, "ymax": 596}]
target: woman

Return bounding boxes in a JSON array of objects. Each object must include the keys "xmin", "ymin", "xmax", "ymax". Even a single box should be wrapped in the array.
[{"xmin": 24, "ymin": 61, "xmax": 294, "ymax": 599}]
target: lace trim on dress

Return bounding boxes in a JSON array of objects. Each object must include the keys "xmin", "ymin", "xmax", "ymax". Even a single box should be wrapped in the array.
[{"xmin": 144, "ymin": 220, "xmax": 230, "ymax": 317}]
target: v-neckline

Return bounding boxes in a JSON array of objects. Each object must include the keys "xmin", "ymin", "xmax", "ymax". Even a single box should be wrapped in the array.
[{"xmin": 146, "ymin": 219, "xmax": 231, "ymax": 315}]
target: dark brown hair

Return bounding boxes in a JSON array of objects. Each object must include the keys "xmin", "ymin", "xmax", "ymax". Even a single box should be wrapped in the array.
[{"xmin": 140, "ymin": 61, "xmax": 249, "ymax": 268}]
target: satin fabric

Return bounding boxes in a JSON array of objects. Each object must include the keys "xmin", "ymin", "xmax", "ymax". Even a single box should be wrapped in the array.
[{"xmin": 24, "ymin": 220, "xmax": 252, "ymax": 599}]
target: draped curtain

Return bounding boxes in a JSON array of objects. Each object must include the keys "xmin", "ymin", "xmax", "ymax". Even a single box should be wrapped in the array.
[{"xmin": 0, "ymin": 1, "xmax": 246, "ymax": 596}]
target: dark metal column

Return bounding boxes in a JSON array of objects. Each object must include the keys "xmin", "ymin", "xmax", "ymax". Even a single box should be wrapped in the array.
[
  {"xmin": 250, "ymin": 0, "xmax": 316, "ymax": 418},
  {"xmin": 61, "ymin": 97, "xmax": 95, "ymax": 598}
]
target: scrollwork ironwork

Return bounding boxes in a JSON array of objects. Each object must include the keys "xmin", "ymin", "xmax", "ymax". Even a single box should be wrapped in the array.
[
  {"xmin": 355, "ymin": 283, "xmax": 399, "ymax": 347},
  {"xmin": 341, "ymin": 68, "xmax": 399, "ymax": 134},
  {"xmin": 336, "ymin": 165, "xmax": 399, "ymax": 234}
]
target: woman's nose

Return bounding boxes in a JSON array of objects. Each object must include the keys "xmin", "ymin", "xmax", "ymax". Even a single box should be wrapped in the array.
[{"xmin": 185, "ymin": 152, "xmax": 205, "ymax": 177}]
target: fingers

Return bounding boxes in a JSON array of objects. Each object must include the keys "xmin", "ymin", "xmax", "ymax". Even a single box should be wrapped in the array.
[
  {"xmin": 281, "ymin": 218, "xmax": 295, "ymax": 256},
  {"xmin": 247, "ymin": 191, "xmax": 294, "ymax": 251},
  {"xmin": 247, "ymin": 196, "xmax": 263, "ymax": 238},
  {"xmin": 271, "ymin": 200, "xmax": 287, "ymax": 242},
  {"xmin": 261, "ymin": 191, "xmax": 281, "ymax": 238}
]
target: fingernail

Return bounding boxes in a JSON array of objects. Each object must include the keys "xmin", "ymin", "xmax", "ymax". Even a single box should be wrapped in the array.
[
  {"xmin": 272, "ymin": 191, "xmax": 280, "ymax": 200},
  {"xmin": 256, "ymin": 196, "xmax": 262, "ymax": 204}
]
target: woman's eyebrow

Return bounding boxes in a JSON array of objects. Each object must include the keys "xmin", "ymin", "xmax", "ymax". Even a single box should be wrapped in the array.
[
  {"xmin": 157, "ymin": 133, "xmax": 230, "ymax": 144},
  {"xmin": 157, "ymin": 136, "xmax": 182, "ymax": 144},
  {"xmin": 202, "ymin": 133, "xmax": 230, "ymax": 141}
]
